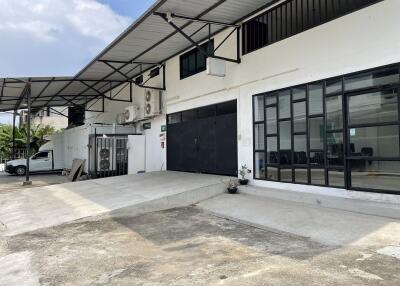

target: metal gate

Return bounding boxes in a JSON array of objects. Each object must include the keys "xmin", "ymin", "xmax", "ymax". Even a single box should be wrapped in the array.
[
  {"xmin": 88, "ymin": 135, "xmax": 129, "ymax": 178},
  {"xmin": 167, "ymin": 100, "xmax": 238, "ymax": 176}
]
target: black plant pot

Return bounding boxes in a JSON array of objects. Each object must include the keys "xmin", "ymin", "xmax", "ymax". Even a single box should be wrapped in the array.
[
  {"xmin": 227, "ymin": 187, "xmax": 238, "ymax": 194},
  {"xmin": 239, "ymin": 179, "xmax": 249, "ymax": 185}
]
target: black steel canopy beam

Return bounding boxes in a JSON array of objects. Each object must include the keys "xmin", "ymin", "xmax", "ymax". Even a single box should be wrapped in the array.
[
  {"xmin": 157, "ymin": 12, "xmax": 240, "ymax": 64},
  {"xmin": 79, "ymin": 80, "xmax": 108, "ymax": 98},
  {"xmin": 14, "ymin": 81, "xmax": 30, "ymax": 110},
  {"xmin": 98, "ymin": 59, "xmax": 159, "ymax": 66},
  {"xmin": 49, "ymin": 107, "xmax": 69, "ymax": 118},
  {"xmin": 42, "ymin": 78, "xmax": 116, "ymax": 107},
  {"xmin": 0, "ymin": 78, "xmax": 5, "ymax": 103},
  {"xmin": 102, "ymin": 61, "xmax": 131, "ymax": 81},
  {"xmin": 68, "ymin": 0, "xmax": 228, "ymax": 104},
  {"xmin": 3, "ymin": 79, "xmax": 127, "ymax": 84},
  {"xmin": 154, "ymin": 12, "xmax": 239, "ymax": 28},
  {"xmin": 157, "ymin": 13, "xmax": 209, "ymax": 58},
  {"xmin": 30, "ymin": 77, "xmax": 55, "ymax": 105}
]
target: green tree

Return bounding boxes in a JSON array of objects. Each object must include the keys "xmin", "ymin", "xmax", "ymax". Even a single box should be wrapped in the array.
[{"xmin": 0, "ymin": 124, "xmax": 55, "ymax": 158}]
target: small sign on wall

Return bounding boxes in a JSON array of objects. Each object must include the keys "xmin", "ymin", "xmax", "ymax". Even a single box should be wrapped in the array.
[
  {"xmin": 161, "ymin": 125, "xmax": 167, "ymax": 132},
  {"xmin": 143, "ymin": 122, "xmax": 151, "ymax": 130}
]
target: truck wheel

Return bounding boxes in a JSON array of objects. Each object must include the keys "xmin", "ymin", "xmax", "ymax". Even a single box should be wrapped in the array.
[{"xmin": 16, "ymin": 166, "xmax": 26, "ymax": 176}]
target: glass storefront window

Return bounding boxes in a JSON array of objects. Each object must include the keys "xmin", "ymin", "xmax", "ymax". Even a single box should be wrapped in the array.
[
  {"xmin": 327, "ymin": 132, "xmax": 344, "ymax": 167},
  {"xmin": 266, "ymin": 137, "xmax": 278, "ymax": 164},
  {"xmin": 295, "ymin": 169, "xmax": 308, "ymax": 183},
  {"xmin": 351, "ymin": 161, "xmax": 400, "ymax": 193},
  {"xmin": 279, "ymin": 121, "xmax": 292, "ymax": 150},
  {"xmin": 279, "ymin": 90, "xmax": 291, "ymax": 119},
  {"xmin": 293, "ymin": 86, "xmax": 306, "ymax": 100},
  {"xmin": 266, "ymin": 93, "xmax": 277, "ymax": 105},
  {"xmin": 253, "ymin": 63, "xmax": 400, "ymax": 194},
  {"xmin": 309, "ymin": 117, "xmax": 324, "ymax": 150},
  {"xmin": 267, "ymin": 167, "xmax": 279, "ymax": 180},
  {"xmin": 253, "ymin": 96, "xmax": 264, "ymax": 121},
  {"xmin": 326, "ymin": 78, "xmax": 342, "ymax": 95},
  {"xmin": 255, "ymin": 152, "xmax": 266, "ymax": 179},
  {"xmin": 310, "ymin": 151, "xmax": 324, "ymax": 166},
  {"xmin": 280, "ymin": 168, "xmax": 293, "ymax": 182},
  {"xmin": 348, "ymin": 90, "xmax": 398, "ymax": 126},
  {"xmin": 326, "ymin": 95, "xmax": 342, "ymax": 130},
  {"xmin": 293, "ymin": 101, "xmax": 307, "ymax": 132},
  {"xmin": 266, "ymin": 107, "xmax": 277, "ymax": 134},
  {"xmin": 349, "ymin": 125, "xmax": 399, "ymax": 158},
  {"xmin": 311, "ymin": 169, "xmax": 325, "ymax": 185},
  {"xmin": 329, "ymin": 170, "xmax": 345, "ymax": 187},
  {"xmin": 294, "ymin": 135, "xmax": 307, "ymax": 164},
  {"xmin": 345, "ymin": 66, "xmax": 399, "ymax": 91},
  {"xmin": 309, "ymin": 83, "xmax": 323, "ymax": 115},
  {"xmin": 254, "ymin": 123, "xmax": 265, "ymax": 150}
]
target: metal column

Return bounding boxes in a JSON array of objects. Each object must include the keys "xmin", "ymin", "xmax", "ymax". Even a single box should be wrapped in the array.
[
  {"xmin": 12, "ymin": 110, "xmax": 16, "ymax": 160},
  {"xmin": 24, "ymin": 83, "xmax": 32, "ymax": 185}
]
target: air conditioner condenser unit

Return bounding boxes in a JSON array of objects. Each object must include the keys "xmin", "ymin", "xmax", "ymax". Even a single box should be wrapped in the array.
[
  {"xmin": 144, "ymin": 89, "xmax": 161, "ymax": 118},
  {"xmin": 124, "ymin": 105, "xmax": 140, "ymax": 123}
]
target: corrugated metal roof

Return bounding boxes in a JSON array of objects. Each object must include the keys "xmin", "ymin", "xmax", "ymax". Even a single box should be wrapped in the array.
[{"xmin": 0, "ymin": 0, "xmax": 277, "ymax": 112}]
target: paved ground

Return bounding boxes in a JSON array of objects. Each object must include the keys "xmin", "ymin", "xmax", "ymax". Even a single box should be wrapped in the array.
[
  {"xmin": 0, "ymin": 172, "xmax": 399, "ymax": 285},
  {"xmin": 0, "ymin": 172, "xmax": 69, "ymax": 193},
  {"xmin": 0, "ymin": 172, "xmax": 226, "ymax": 236},
  {"xmin": 199, "ymin": 192, "xmax": 400, "ymax": 247},
  {"xmin": 0, "ymin": 207, "xmax": 399, "ymax": 286}
]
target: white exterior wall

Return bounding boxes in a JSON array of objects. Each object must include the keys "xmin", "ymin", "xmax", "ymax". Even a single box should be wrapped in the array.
[
  {"xmin": 32, "ymin": 116, "xmax": 68, "ymax": 130},
  {"xmin": 91, "ymin": 0, "xmax": 400, "ymax": 193}
]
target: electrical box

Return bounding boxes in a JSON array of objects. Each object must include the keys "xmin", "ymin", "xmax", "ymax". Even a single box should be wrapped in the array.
[{"xmin": 207, "ymin": 57, "xmax": 226, "ymax": 77}]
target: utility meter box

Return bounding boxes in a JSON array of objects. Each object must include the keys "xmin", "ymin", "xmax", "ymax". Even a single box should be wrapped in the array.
[{"xmin": 207, "ymin": 57, "xmax": 226, "ymax": 77}]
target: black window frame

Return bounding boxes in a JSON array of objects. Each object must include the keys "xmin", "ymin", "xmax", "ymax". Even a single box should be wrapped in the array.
[
  {"xmin": 179, "ymin": 40, "xmax": 214, "ymax": 80},
  {"xmin": 242, "ymin": 0, "xmax": 383, "ymax": 55},
  {"xmin": 253, "ymin": 62, "xmax": 400, "ymax": 195}
]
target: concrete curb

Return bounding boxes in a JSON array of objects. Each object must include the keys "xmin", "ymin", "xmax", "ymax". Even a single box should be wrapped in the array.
[{"xmin": 239, "ymin": 186, "xmax": 400, "ymax": 220}]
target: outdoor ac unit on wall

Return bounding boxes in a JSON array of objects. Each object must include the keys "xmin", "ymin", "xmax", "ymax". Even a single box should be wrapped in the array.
[
  {"xmin": 97, "ymin": 138, "xmax": 117, "ymax": 172},
  {"xmin": 124, "ymin": 105, "xmax": 140, "ymax": 123},
  {"xmin": 116, "ymin": 113, "xmax": 126, "ymax": 125},
  {"xmin": 144, "ymin": 89, "xmax": 161, "ymax": 118}
]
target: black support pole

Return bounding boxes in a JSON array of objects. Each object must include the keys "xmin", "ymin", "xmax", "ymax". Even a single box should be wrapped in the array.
[
  {"xmin": 24, "ymin": 83, "xmax": 32, "ymax": 186},
  {"xmin": 12, "ymin": 110, "xmax": 16, "ymax": 160}
]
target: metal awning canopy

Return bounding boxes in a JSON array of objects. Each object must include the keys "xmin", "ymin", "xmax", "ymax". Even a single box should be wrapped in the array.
[
  {"xmin": 0, "ymin": 0, "xmax": 278, "ymax": 112},
  {"xmin": 0, "ymin": 77, "xmax": 127, "ymax": 112}
]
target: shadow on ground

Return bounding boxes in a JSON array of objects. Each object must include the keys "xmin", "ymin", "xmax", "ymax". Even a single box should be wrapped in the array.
[{"xmin": 1, "ymin": 207, "xmax": 399, "ymax": 286}]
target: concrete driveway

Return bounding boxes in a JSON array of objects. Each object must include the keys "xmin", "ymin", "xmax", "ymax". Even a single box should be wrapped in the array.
[
  {"xmin": 0, "ymin": 171, "xmax": 227, "ymax": 236},
  {"xmin": 0, "ymin": 172, "xmax": 70, "ymax": 193},
  {"xmin": 0, "ymin": 172, "xmax": 399, "ymax": 285},
  {"xmin": 0, "ymin": 207, "xmax": 399, "ymax": 286}
]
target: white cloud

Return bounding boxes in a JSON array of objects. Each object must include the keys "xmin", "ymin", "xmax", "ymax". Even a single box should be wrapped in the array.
[{"xmin": 0, "ymin": 0, "xmax": 131, "ymax": 77}]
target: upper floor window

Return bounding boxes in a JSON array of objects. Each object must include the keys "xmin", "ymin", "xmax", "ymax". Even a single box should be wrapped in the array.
[
  {"xmin": 242, "ymin": 0, "xmax": 382, "ymax": 55},
  {"xmin": 180, "ymin": 40, "xmax": 214, "ymax": 79}
]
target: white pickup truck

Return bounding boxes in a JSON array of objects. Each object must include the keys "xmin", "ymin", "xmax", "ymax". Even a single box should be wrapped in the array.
[{"xmin": 5, "ymin": 149, "xmax": 63, "ymax": 176}]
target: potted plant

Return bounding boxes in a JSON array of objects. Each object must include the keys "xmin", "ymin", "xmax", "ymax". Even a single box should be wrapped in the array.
[
  {"xmin": 239, "ymin": 164, "xmax": 251, "ymax": 185},
  {"xmin": 227, "ymin": 179, "xmax": 240, "ymax": 194}
]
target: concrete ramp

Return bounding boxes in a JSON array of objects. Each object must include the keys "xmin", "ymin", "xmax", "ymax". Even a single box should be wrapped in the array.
[
  {"xmin": 0, "ymin": 171, "xmax": 228, "ymax": 236},
  {"xmin": 198, "ymin": 190, "xmax": 400, "ymax": 247}
]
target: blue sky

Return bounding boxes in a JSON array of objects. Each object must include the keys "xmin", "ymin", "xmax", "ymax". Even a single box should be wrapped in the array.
[
  {"xmin": 98, "ymin": 0, "xmax": 154, "ymax": 18},
  {"xmin": 0, "ymin": 0, "xmax": 155, "ymax": 124}
]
